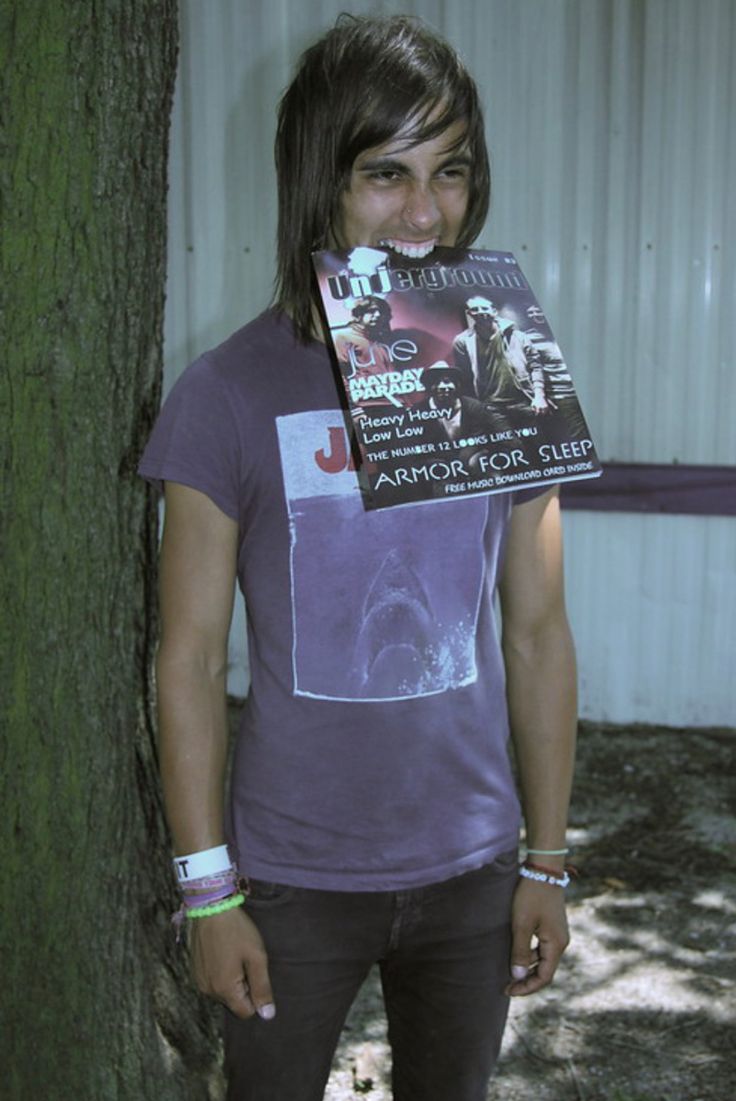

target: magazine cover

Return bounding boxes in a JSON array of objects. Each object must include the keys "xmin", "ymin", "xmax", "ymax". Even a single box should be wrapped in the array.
[{"xmin": 312, "ymin": 246, "xmax": 602, "ymax": 510}]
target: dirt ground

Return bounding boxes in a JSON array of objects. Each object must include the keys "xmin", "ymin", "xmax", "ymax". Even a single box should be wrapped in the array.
[{"xmin": 323, "ymin": 722, "xmax": 736, "ymax": 1101}]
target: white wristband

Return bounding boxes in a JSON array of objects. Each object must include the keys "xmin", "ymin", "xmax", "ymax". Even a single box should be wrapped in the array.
[
  {"xmin": 519, "ymin": 865, "xmax": 570, "ymax": 888},
  {"xmin": 173, "ymin": 845, "xmax": 232, "ymax": 883}
]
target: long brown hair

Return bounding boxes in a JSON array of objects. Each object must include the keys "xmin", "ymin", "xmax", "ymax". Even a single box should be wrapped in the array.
[{"xmin": 274, "ymin": 13, "xmax": 491, "ymax": 342}]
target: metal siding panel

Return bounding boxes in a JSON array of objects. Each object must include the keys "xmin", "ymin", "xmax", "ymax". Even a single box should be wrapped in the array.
[
  {"xmin": 164, "ymin": 0, "xmax": 736, "ymax": 723},
  {"xmin": 565, "ymin": 510, "xmax": 735, "ymax": 726},
  {"xmin": 167, "ymin": 0, "xmax": 736, "ymax": 465},
  {"xmin": 632, "ymin": 0, "xmax": 736, "ymax": 466},
  {"xmin": 598, "ymin": 0, "xmax": 645, "ymax": 462}
]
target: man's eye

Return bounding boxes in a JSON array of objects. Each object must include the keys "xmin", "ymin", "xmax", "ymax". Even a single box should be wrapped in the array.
[{"xmin": 369, "ymin": 170, "xmax": 402, "ymax": 183}]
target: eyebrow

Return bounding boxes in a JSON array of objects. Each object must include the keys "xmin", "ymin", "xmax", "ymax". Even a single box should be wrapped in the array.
[
  {"xmin": 356, "ymin": 151, "xmax": 473, "ymax": 173},
  {"xmin": 356, "ymin": 156, "xmax": 410, "ymax": 173}
]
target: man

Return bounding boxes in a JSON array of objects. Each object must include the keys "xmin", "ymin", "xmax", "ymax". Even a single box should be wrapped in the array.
[
  {"xmin": 524, "ymin": 303, "xmax": 590, "ymax": 441},
  {"xmin": 418, "ymin": 361, "xmax": 486, "ymax": 425},
  {"xmin": 453, "ymin": 294, "xmax": 550, "ymax": 428},
  {"xmin": 416, "ymin": 360, "xmax": 492, "ymax": 449},
  {"xmin": 332, "ymin": 293, "xmax": 446, "ymax": 410},
  {"xmin": 139, "ymin": 14, "xmax": 576, "ymax": 1101},
  {"xmin": 331, "ymin": 295, "xmax": 395, "ymax": 376}
]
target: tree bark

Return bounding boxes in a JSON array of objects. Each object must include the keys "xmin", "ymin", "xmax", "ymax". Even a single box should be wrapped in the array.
[{"xmin": 0, "ymin": 2, "xmax": 223, "ymax": 1096}]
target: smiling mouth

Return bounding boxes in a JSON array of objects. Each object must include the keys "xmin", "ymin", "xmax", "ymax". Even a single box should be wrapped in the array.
[{"xmin": 378, "ymin": 238, "xmax": 438, "ymax": 259}]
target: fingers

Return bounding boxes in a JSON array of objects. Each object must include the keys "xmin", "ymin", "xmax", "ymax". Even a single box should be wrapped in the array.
[
  {"xmin": 190, "ymin": 908, "xmax": 277, "ymax": 1021},
  {"xmin": 508, "ymin": 917, "xmax": 535, "ymax": 981},
  {"xmin": 204, "ymin": 952, "xmax": 276, "ymax": 1021},
  {"xmin": 505, "ymin": 883, "xmax": 569, "ymax": 998},
  {"xmin": 245, "ymin": 943, "xmax": 276, "ymax": 1021},
  {"xmin": 505, "ymin": 940, "xmax": 560, "ymax": 997},
  {"xmin": 223, "ymin": 975, "xmax": 257, "ymax": 1019}
]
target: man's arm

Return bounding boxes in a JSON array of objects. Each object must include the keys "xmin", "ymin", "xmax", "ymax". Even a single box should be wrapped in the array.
[
  {"xmin": 521, "ymin": 333, "xmax": 548, "ymax": 413},
  {"xmin": 157, "ymin": 481, "xmax": 275, "ymax": 1020},
  {"xmin": 498, "ymin": 486, "xmax": 577, "ymax": 996},
  {"xmin": 451, "ymin": 333, "xmax": 476, "ymax": 398}
]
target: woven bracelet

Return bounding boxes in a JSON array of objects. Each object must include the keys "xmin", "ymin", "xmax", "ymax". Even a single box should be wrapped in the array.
[
  {"xmin": 525, "ymin": 860, "xmax": 572, "ymax": 876},
  {"xmin": 186, "ymin": 893, "xmax": 246, "ymax": 920},
  {"xmin": 180, "ymin": 867, "xmax": 239, "ymax": 893},
  {"xmin": 181, "ymin": 885, "xmax": 239, "ymax": 907}
]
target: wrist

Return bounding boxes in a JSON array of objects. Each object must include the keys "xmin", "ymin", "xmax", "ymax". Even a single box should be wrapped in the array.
[{"xmin": 173, "ymin": 843, "xmax": 232, "ymax": 883}]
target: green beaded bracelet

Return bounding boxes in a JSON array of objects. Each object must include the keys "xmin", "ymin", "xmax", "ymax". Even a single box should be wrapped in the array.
[{"xmin": 186, "ymin": 893, "xmax": 245, "ymax": 920}]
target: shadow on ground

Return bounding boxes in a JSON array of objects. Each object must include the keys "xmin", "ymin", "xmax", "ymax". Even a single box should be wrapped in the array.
[{"xmin": 325, "ymin": 723, "xmax": 736, "ymax": 1101}]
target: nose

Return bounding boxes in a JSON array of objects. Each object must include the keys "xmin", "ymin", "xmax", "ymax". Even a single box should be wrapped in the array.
[{"xmin": 404, "ymin": 182, "xmax": 441, "ymax": 232}]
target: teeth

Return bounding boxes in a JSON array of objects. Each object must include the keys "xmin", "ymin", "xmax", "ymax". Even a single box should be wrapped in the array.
[{"xmin": 379, "ymin": 239, "xmax": 437, "ymax": 259}]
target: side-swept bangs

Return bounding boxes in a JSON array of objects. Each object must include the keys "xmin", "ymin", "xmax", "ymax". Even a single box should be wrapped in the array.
[{"xmin": 275, "ymin": 14, "xmax": 490, "ymax": 342}]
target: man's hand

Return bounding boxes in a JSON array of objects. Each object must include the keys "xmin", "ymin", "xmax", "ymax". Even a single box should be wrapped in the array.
[
  {"xmin": 530, "ymin": 394, "xmax": 549, "ymax": 414},
  {"xmin": 189, "ymin": 906, "xmax": 276, "ymax": 1020},
  {"xmin": 505, "ymin": 879, "xmax": 569, "ymax": 997}
]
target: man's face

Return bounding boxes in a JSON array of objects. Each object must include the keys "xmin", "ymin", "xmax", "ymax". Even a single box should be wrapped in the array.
[
  {"xmin": 356, "ymin": 304, "xmax": 384, "ymax": 332},
  {"xmin": 527, "ymin": 304, "xmax": 545, "ymax": 325},
  {"xmin": 334, "ymin": 119, "xmax": 472, "ymax": 259},
  {"xmin": 465, "ymin": 296, "xmax": 498, "ymax": 333},
  {"xmin": 430, "ymin": 375, "xmax": 459, "ymax": 403}
]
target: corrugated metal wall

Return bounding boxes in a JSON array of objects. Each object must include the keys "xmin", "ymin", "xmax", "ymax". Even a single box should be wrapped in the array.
[{"xmin": 164, "ymin": 0, "xmax": 735, "ymax": 726}]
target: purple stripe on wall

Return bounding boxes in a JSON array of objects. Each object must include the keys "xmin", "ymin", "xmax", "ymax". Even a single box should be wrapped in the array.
[{"xmin": 561, "ymin": 463, "xmax": 736, "ymax": 517}]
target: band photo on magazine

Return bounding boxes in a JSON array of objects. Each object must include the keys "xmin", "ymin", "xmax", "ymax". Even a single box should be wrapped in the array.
[{"xmin": 313, "ymin": 246, "xmax": 602, "ymax": 509}]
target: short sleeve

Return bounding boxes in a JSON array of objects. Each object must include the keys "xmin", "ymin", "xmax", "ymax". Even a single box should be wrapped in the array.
[
  {"xmin": 512, "ymin": 483, "xmax": 557, "ymax": 507},
  {"xmin": 137, "ymin": 354, "xmax": 241, "ymax": 521}
]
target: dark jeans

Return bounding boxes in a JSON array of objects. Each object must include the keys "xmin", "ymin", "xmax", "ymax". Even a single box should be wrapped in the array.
[{"xmin": 224, "ymin": 851, "xmax": 518, "ymax": 1101}]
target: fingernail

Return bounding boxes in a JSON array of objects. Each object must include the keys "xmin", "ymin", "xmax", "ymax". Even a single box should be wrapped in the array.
[
  {"xmin": 257, "ymin": 1003, "xmax": 276, "ymax": 1020},
  {"xmin": 511, "ymin": 965, "xmax": 528, "ymax": 980}
]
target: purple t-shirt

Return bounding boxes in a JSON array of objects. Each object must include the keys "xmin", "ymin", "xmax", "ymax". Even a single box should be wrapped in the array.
[{"xmin": 140, "ymin": 309, "xmax": 540, "ymax": 891}]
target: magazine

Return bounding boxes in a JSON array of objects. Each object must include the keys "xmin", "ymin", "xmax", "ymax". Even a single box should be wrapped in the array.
[{"xmin": 312, "ymin": 245, "xmax": 602, "ymax": 510}]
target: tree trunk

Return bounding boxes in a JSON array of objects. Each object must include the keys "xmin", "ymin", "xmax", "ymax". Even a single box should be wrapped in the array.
[{"xmin": 0, "ymin": 3, "xmax": 223, "ymax": 1096}]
